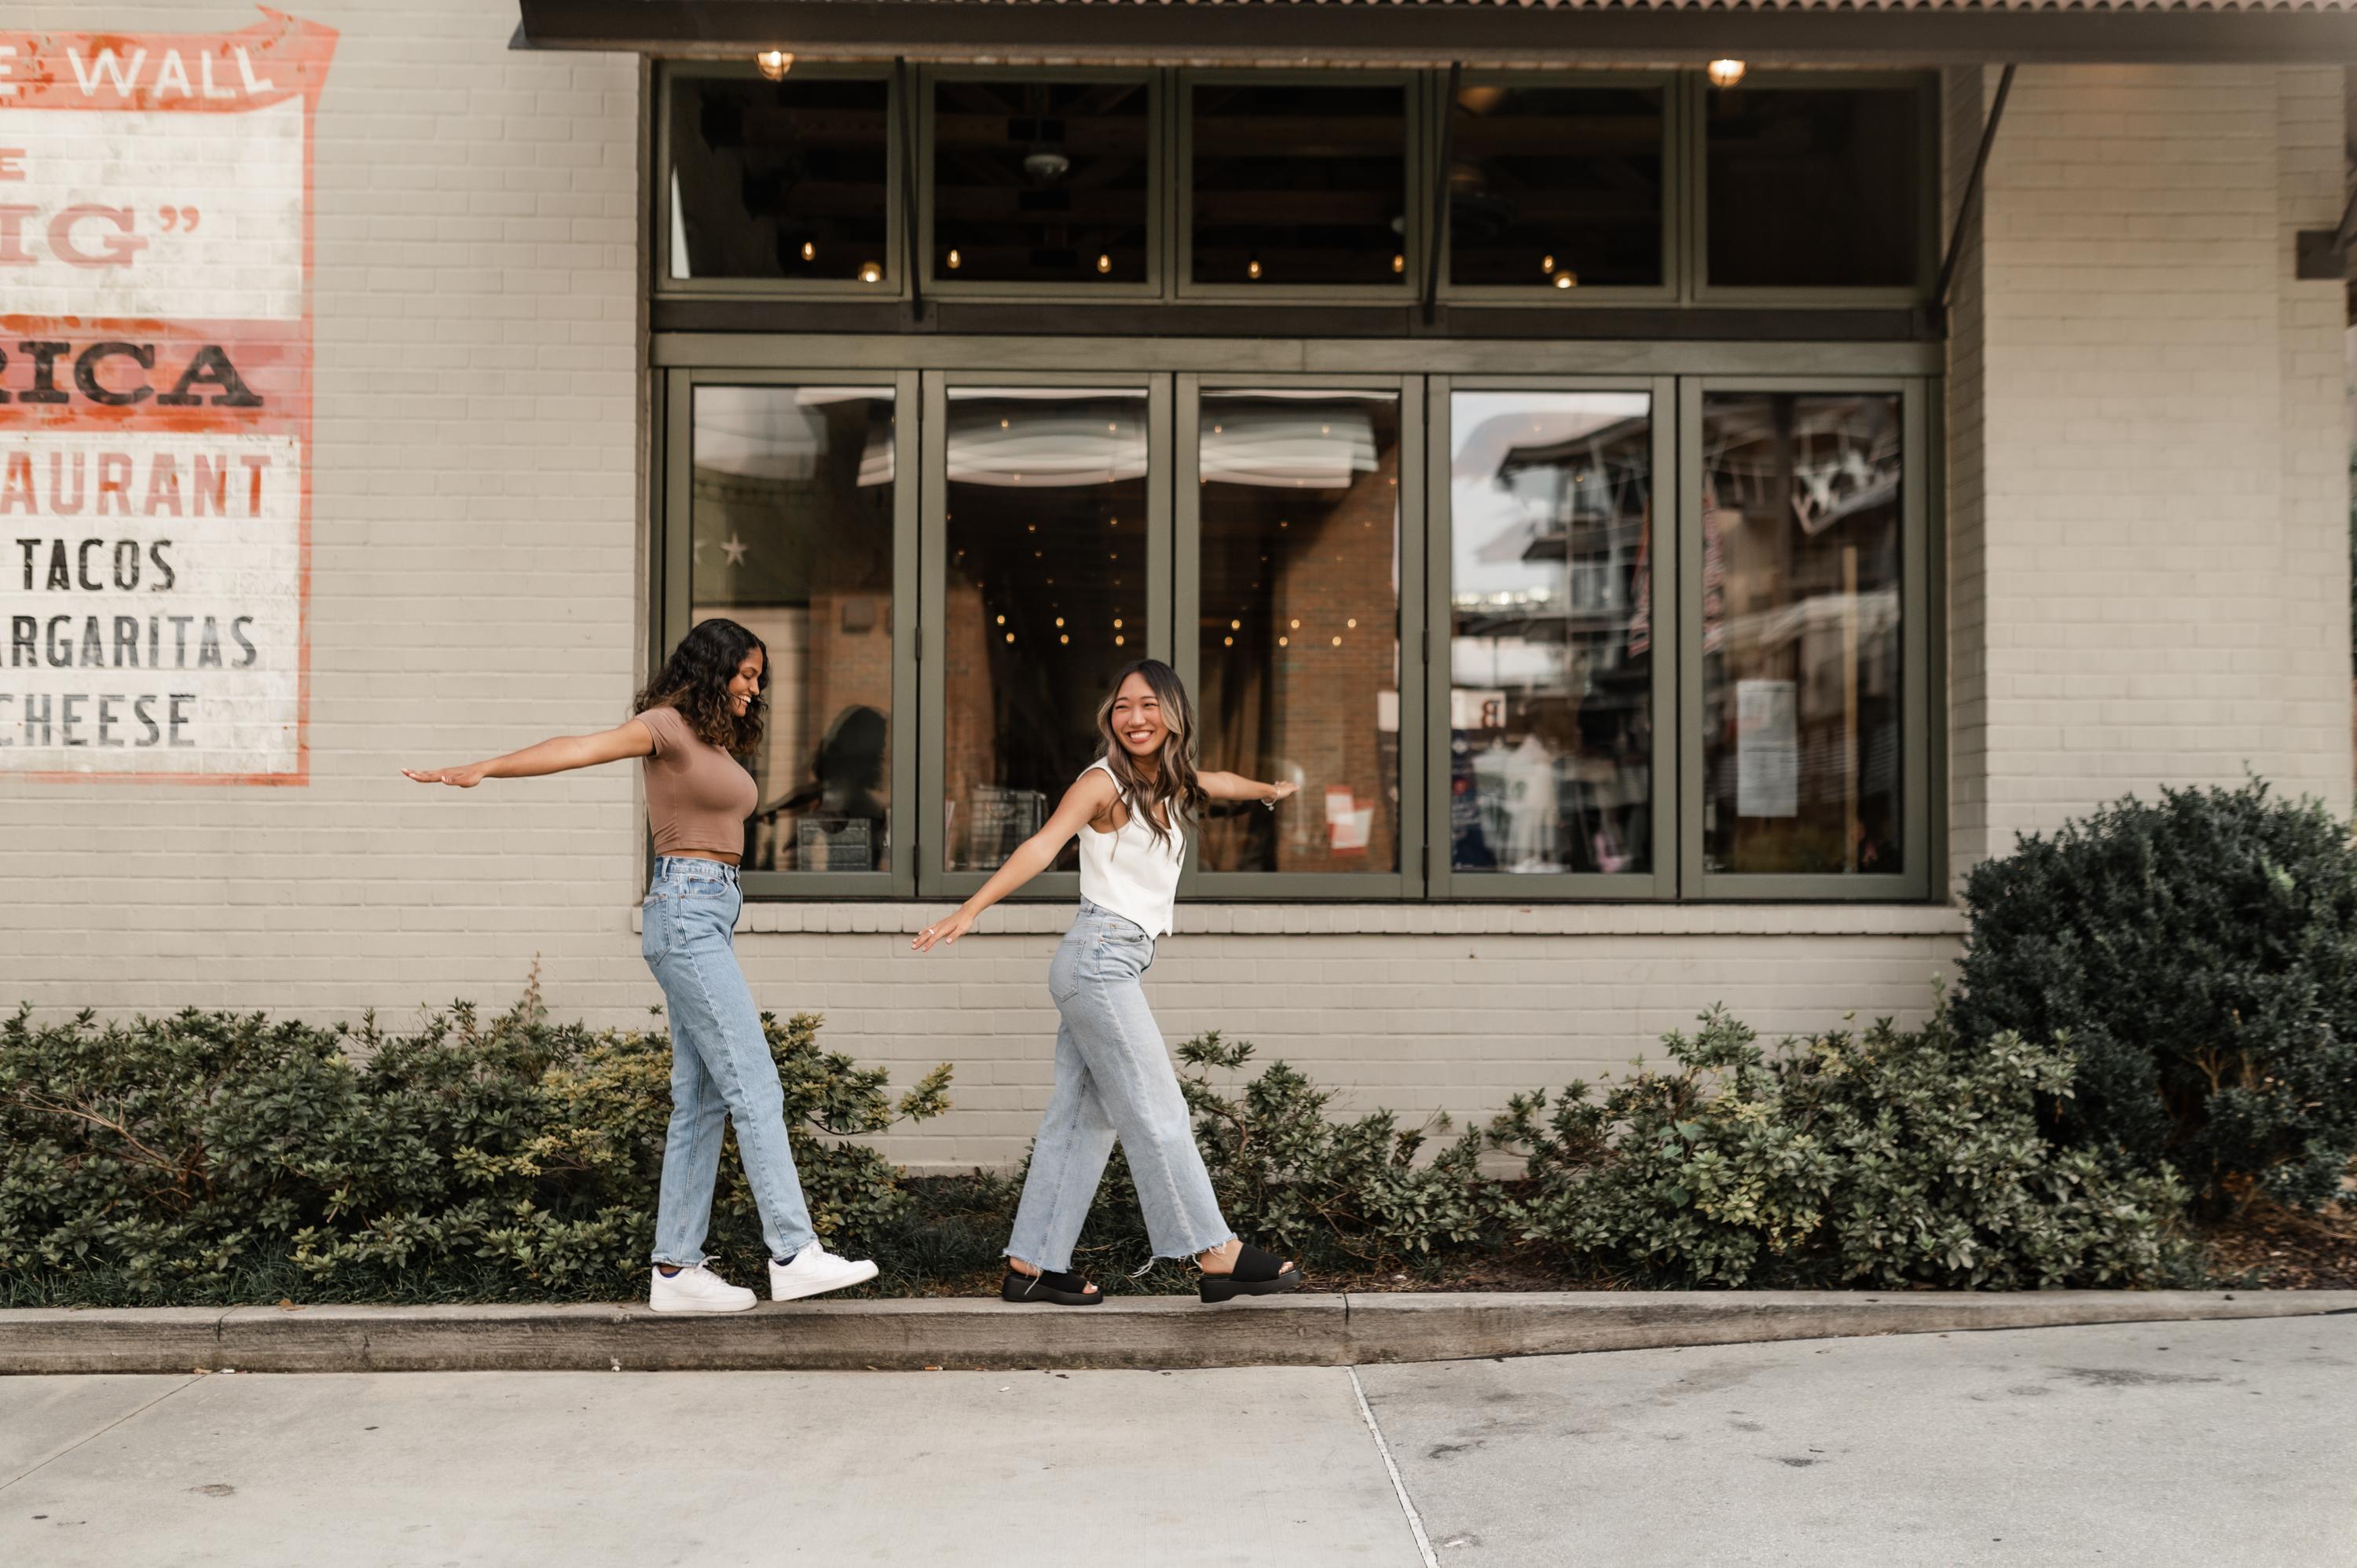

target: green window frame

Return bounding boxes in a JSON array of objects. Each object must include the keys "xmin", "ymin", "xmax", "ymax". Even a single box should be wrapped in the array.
[
  {"xmin": 1175, "ymin": 371, "xmax": 1428, "ymax": 900},
  {"xmin": 1174, "ymin": 68, "xmax": 1428, "ymax": 303},
  {"xmin": 1673, "ymin": 376, "xmax": 1936, "ymax": 901},
  {"xmin": 654, "ymin": 63, "xmax": 1938, "ymax": 311},
  {"xmin": 655, "ymin": 366, "xmax": 923, "ymax": 898},
  {"xmin": 648, "ymin": 337, "xmax": 1944, "ymax": 905},
  {"xmin": 918, "ymin": 65, "xmax": 1167, "ymax": 302},
  {"xmin": 1421, "ymin": 375, "xmax": 1681, "ymax": 900},
  {"xmin": 915, "ymin": 371, "xmax": 1177, "ymax": 903},
  {"xmin": 654, "ymin": 60, "xmax": 908, "ymax": 302},
  {"xmin": 1433, "ymin": 71, "xmax": 1681, "ymax": 309},
  {"xmin": 1684, "ymin": 70, "xmax": 1942, "ymax": 309}
]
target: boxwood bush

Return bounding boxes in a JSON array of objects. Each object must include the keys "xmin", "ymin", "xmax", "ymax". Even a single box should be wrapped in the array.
[
  {"xmin": 1952, "ymin": 780, "xmax": 2357, "ymax": 1217},
  {"xmin": 1486, "ymin": 1003, "xmax": 2190, "ymax": 1290},
  {"xmin": 0, "ymin": 984, "xmax": 949, "ymax": 1300}
]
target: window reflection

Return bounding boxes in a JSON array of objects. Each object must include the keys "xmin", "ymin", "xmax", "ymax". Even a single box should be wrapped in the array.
[
  {"xmin": 669, "ymin": 75, "xmax": 891, "ymax": 283},
  {"xmin": 1449, "ymin": 83, "xmax": 1665, "ymax": 291},
  {"xmin": 690, "ymin": 387, "xmax": 896, "ymax": 871},
  {"xmin": 1449, "ymin": 392, "xmax": 1654, "ymax": 875},
  {"xmin": 1700, "ymin": 393, "xmax": 1903, "ymax": 875},
  {"xmin": 1195, "ymin": 391, "xmax": 1401, "ymax": 874},
  {"xmin": 933, "ymin": 78, "xmax": 1152, "ymax": 285},
  {"xmin": 943, "ymin": 389, "xmax": 1150, "ymax": 873}
]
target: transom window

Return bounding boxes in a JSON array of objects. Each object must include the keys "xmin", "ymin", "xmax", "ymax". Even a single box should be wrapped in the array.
[{"xmin": 657, "ymin": 64, "xmax": 1935, "ymax": 306}]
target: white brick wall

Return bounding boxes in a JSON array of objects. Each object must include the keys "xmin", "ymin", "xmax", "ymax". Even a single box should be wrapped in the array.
[
  {"xmin": 1945, "ymin": 64, "xmax": 2355, "ymax": 880},
  {"xmin": 1, "ymin": 1, "xmax": 648, "ymax": 1017},
  {"xmin": 1, "ymin": 20, "xmax": 2342, "ymax": 1170}
]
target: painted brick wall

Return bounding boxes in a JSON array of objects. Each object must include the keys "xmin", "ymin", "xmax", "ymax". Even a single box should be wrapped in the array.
[
  {"xmin": 2, "ymin": 21, "xmax": 2341, "ymax": 1173},
  {"xmin": 0, "ymin": 1, "xmax": 650, "ymax": 1017},
  {"xmin": 1945, "ymin": 64, "xmax": 2355, "ymax": 880}
]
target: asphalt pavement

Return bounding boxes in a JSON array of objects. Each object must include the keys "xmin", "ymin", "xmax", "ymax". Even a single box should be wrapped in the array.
[{"xmin": 2, "ymin": 1316, "xmax": 2350, "ymax": 1566}]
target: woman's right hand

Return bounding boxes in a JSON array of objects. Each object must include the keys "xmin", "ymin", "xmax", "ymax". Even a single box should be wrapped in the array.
[
  {"xmin": 403, "ymin": 763, "xmax": 488, "ymax": 788},
  {"xmin": 911, "ymin": 909, "xmax": 975, "ymax": 953}
]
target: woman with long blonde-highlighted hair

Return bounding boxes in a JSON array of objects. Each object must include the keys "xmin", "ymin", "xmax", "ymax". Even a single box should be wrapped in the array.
[{"xmin": 911, "ymin": 658, "xmax": 1306, "ymax": 1305}]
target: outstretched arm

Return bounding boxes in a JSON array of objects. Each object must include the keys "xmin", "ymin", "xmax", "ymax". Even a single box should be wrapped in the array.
[
  {"xmin": 403, "ymin": 718, "xmax": 655, "ymax": 788},
  {"xmin": 911, "ymin": 770, "xmax": 1117, "ymax": 952},
  {"xmin": 1199, "ymin": 770, "xmax": 1298, "ymax": 808}
]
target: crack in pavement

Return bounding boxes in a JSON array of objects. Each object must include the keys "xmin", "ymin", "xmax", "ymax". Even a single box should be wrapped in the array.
[{"xmin": 0, "ymin": 1376, "xmax": 202, "ymax": 1495}]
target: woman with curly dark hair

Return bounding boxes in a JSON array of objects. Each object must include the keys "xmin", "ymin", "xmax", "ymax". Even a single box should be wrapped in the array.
[
  {"xmin": 911, "ymin": 658, "xmax": 1305, "ymax": 1306},
  {"xmin": 405, "ymin": 617, "xmax": 877, "ymax": 1313}
]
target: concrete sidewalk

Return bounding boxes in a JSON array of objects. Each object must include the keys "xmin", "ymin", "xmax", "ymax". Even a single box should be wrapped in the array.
[
  {"xmin": 2, "ymin": 1316, "xmax": 2351, "ymax": 1566},
  {"xmin": 3, "ymin": 1288, "xmax": 2352, "ymax": 1374}
]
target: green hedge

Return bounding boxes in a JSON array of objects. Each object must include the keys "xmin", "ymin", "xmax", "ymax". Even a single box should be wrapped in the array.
[
  {"xmin": 4, "ymin": 987, "xmax": 2216, "ymax": 1303},
  {"xmin": 0, "ymin": 984, "xmax": 948, "ymax": 1300},
  {"xmin": 1487, "ymin": 1003, "xmax": 2192, "ymax": 1290}
]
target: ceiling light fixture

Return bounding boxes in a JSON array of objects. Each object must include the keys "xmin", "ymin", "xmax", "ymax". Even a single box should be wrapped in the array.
[
  {"xmin": 1707, "ymin": 59, "xmax": 1747, "ymax": 89},
  {"xmin": 756, "ymin": 49, "xmax": 794, "ymax": 81}
]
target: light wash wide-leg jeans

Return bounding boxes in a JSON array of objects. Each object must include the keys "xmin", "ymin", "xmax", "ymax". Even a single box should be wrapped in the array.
[
  {"xmin": 641, "ymin": 855, "xmax": 816, "ymax": 1267},
  {"xmin": 1005, "ymin": 899, "xmax": 1234, "ymax": 1273}
]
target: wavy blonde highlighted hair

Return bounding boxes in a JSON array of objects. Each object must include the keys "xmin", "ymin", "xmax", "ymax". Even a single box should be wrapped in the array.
[{"xmin": 1094, "ymin": 658, "xmax": 1206, "ymax": 853}]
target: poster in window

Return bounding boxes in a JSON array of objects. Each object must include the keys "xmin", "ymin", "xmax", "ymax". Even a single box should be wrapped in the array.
[
  {"xmin": 0, "ymin": 14, "xmax": 335, "ymax": 780},
  {"xmin": 1734, "ymin": 678, "xmax": 1798, "ymax": 819}
]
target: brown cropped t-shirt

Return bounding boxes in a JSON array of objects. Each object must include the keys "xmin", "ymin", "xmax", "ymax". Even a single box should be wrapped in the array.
[{"xmin": 637, "ymin": 706, "xmax": 757, "ymax": 859}]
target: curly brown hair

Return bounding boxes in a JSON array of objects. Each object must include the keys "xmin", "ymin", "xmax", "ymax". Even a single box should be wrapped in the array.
[{"xmin": 633, "ymin": 617, "xmax": 768, "ymax": 754}]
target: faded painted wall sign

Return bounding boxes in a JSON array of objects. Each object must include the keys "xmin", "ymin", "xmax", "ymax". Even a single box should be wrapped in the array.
[{"xmin": 0, "ymin": 13, "xmax": 334, "ymax": 781}]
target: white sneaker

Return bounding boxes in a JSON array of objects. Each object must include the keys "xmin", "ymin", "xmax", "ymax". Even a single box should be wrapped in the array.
[
  {"xmin": 769, "ymin": 1240, "xmax": 880, "ymax": 1302},
  {"xmin": 648, "ymin": 1264, "xmax": 757, "ymax": 1313}
]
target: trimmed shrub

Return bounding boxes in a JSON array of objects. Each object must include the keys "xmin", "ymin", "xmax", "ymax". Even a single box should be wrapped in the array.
[
  {"xmin": 1487, "ymin": 1003, "xmax": 2190, "ymax": 1290},
  {"xmin": 1952, "ymin": 779, "xmax": 2357, "ymax": 1216},
  {"xmin": 0, "ymin": 985, "xmax": 949, "ymax": 1299}
]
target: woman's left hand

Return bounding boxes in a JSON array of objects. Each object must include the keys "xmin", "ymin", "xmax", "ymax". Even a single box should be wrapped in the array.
[
  {"xmin": 1264, "ymin": 781, "xmax": 1298, "ymax": 810},
  {"xmin": 911, "ymin": 910, "xmax": 975, "ymax": 952}
]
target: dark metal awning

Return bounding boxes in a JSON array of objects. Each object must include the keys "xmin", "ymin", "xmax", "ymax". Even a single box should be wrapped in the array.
[{"xmin": 515, "ymin": 0, "xmax": 2357, "ymax": 66}]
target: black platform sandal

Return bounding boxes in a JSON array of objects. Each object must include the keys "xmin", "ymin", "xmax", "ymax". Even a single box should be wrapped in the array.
[
  {"xmin": 1001, "ymin": 1265, "xmax": 1103, "ymax": 1306},
  {"xmin": 1197, "ymin": 1243, "xmax": 1303, "ymax": 1304}
]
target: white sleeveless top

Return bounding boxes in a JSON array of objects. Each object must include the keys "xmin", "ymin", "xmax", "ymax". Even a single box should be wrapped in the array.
[{"xmin": 1076, "ymin": 757, "xmax": 1183, "ymax": 938}]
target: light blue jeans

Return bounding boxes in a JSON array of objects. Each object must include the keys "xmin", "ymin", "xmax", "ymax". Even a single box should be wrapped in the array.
[
  {"xmin": 642, "ymin": 856, "xmax": 816, "ymax": 1268},
  {"xmin": 1005, "ymin": 899, "xmax": 1234, "ymax": 1273}
]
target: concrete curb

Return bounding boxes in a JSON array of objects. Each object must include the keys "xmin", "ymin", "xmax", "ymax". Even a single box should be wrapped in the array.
[{"xmin": 5, "ymin": 1289, "xmax": 2352, "ymax": 1374}]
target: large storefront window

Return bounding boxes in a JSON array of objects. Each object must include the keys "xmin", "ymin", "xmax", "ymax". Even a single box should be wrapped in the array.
[
  {"xmin": 651, "ymin": 63, "xmax": 1938, "ymax": 903},
  {"xmin": 938, "ymin": 387, "xmax": 1153, "ymax": 874},
  {"xmin": 661, "ymin": 370, "xmax": 1930, "ymax": 902},
  {"xmin": 1696, "ymin": 391, "xmax": 1906, "ymax": 879},
  {"xmin": 686, "ymin": 385, "xmax": 899, "ymax": 874},
  {"xmin": 1446, "ymin": 390, "xmax": 1658, "ymax": 886},
  {"xmin": 1192, "ymin": 389, "xmax": 1403, "ymax": 879}
]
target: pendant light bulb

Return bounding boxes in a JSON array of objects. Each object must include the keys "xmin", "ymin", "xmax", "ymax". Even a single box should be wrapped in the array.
[
  {"xmin": 1706, "ymin": 59, "xmax": 1747, "ymax": 89},
  {"xmin": 756, "ymin": 49, "xmax": 794, "ymax": 82}
]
